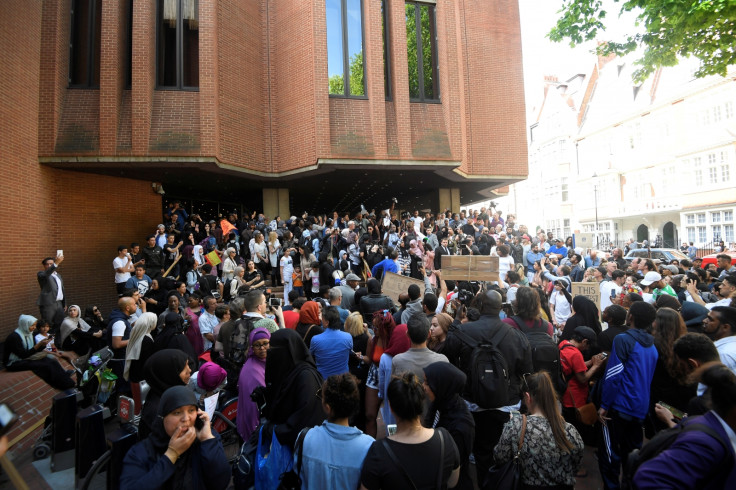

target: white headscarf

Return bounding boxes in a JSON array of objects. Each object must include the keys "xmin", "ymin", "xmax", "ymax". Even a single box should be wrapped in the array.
[
  {"xmin": 124, "ymin": 312, "xmax": 158, "ymax": 381},
  {"xmin": 9, "ymin": 315, "xmax": 37, "ymax": 365},
  {"xmin": 193, "ymin": 245, "xmax": 205, "ymax": 266},
  {"xmin": 60, "ymin": 305, "xmax": 92, "ymax": 347}
]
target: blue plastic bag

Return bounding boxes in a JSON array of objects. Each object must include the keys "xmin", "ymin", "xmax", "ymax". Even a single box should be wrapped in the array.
[{"xmin": 255, "ymin": 426, "xmax": 293, "ymax": 490}]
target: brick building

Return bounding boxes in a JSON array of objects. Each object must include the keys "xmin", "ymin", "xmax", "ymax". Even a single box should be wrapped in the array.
[{"xmin": 0, "ymin": 0, "xmax": 527, "ymax": 337}]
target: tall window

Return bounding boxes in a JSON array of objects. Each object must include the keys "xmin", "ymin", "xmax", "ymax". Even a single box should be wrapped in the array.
[
  {"xmin": 327, "ymin": 0, "xmax": 365, "ymax": 96},
  {"xmin": 381, "ymin": 1, "xmax": 390, "ymax": 99},
  {"xmin": 405, "ymin": 2, "xmax": 438, "ymax": 101},
  {"xmin": 69, "ymin": 0, "xmax": 102, "ymax": 87},
  {"xmin": 157, "ymin": 0, "xmax": 199, "ymax": 89}
]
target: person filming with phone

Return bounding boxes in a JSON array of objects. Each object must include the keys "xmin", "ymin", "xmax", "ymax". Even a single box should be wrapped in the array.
[{"xmin": 120, "ymin": 385, "xmax": 230, "ymax": 489}]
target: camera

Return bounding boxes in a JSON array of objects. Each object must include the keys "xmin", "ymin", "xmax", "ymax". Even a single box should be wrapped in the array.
[
  {"xmin": 269, "ymin": 297, "xmax": 282, "ymax": 308},
  {"xmin": 457, "ymin": 289, "xmax": 474, "ymax": 306}
]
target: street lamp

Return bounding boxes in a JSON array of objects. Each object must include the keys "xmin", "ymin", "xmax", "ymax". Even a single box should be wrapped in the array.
[{"xmin": 592, "ymin": 173, "xmax": 599, "ymax": 249}]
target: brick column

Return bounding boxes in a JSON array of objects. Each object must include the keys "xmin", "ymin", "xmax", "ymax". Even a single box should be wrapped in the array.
[{"xmin": 132, "ymin": 0, "xmax": 154, "ymax": 155}]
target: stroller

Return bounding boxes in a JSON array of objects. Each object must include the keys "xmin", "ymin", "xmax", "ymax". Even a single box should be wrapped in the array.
[{"xmin": 32, "ymin": 347, "xmax": 116, "ymax": 460}]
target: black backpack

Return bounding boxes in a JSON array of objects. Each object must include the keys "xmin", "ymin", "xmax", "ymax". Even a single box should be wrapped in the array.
[
  {"xmin": 221, "ymin": 316, "xmax": 260, "ymax": 388},
  {"xmin": 510, "ymin": 316, "xmax": 567, "ymax": 396},
  {"xmin": 452, "ymin": 325, "xmax": 512, "ymax": 409},
  {"xmin": 622, "ymin": 419, "xmax": 733, "ymax": 489}
]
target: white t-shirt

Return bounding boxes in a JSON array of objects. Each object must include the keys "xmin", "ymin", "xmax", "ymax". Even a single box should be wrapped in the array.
[
  {"xmin": 411, "ymin": 216, "xmax": 424, "ymax": 232},
  {"xmin": 111, "ymin": 320, "xmax": 127, "ymax": 338},
  {"xmin": 280, "ymin": 255, "xmax": 294, "ymax": 283},
  {"xmin": 550, "ymin": 290, "xmax": 572, "ymax": 325},
  {"xmin": 600, "ymin": 281, "xmax": 622, "ymax": 311},
  {"xmin": 113, "ymin": 256, "xmax": 131, "ymax": 284},
  {"xmin": 309, "ymin": 270, "xmax": 320, "ymax": 293}
]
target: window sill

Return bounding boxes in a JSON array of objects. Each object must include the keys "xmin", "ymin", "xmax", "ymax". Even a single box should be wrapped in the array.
[
  {"xmin": 155, "ymin": 87, "xmax": 200, "ymax": 92},
  {"xmin": 328, "ymin": 94, "xmax": 369, "ymax": 100},
  {"xmin": 409, "ymin": 98, "xmax": 441, "ymax": 104}
]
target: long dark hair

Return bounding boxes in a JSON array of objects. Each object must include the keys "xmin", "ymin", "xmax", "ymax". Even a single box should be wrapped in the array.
[
  {"xmin": 654, "ymin": 307, "xmax": 687, "ymax": 378},
  {"xmin": 524, "ymin": 372, "xmax": 574, "ymax": 452}
]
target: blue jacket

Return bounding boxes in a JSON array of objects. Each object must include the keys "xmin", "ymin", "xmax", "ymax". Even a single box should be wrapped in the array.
[
  {"xmin": 299, "ymin": 421, "xmax": 374, "ymax": 490},
  {"xmin": 120, "ymin": 433, "xmax": 230, "ymax": 490},
  {"xmin": 601, "ymin": 329, "xmax": 658, "ymax": 420},
  {"xmin": 526, "ymin": 251, "xmax": 545, "ymax": 273},
  {"xmin": 634, "ymin": 411, "xmax": 736, "ymax": 489},
  {"xmin": 371, "ymin": 258, "xmax": 399, "ymax": 278}
]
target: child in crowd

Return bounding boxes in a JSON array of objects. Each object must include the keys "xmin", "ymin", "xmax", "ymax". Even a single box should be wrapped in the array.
[
  {"xmin": 293, "ymin": 265, "xmax": 304, "ymax": 297},
  {"xmin": 34, "ymin": 320, "xmax": 55, "ymax": 352},
  {"xmin": 309, "ymin": 261, "xmax": 321, "ymax": 299}
]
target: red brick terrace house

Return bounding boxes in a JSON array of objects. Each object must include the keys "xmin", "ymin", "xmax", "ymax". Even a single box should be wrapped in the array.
[{"xmin": 0, "ymin": 0, "xmax": 527, "ymax": 336}]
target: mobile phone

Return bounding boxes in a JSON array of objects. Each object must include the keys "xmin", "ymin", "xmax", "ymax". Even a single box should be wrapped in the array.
[
  {"xmin": 0, "ymin": 404, "xmax": 18, "ymax": 437},
  {"xmin": 658, "ymin": 401, "xmax": 685, "ymax": 420},
  {"xmin": 387, "ymin": 424, "xmax": 397, "ymax": 436},
  {"xmin": 57, "ymin": 249, "xmax": 63, "ymax": 257},
  {"xmin": 194, "ymin": 414, "xmax": 205, "ymax": 431},
  {"xmin": 600, "ymin": 352, "xmax": 608, "ymax": 359},
  {"xmin": 269, "ymin": 297, "xmax": 282, "ymax": 308}
]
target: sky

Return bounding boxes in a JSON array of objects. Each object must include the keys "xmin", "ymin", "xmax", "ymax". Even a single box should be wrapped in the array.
[{"xmin": 518, "ymin": 0, "xmax": 639, "ymax": 121}]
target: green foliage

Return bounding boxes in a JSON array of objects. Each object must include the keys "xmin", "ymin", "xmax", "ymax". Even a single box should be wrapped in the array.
[
  {"xmin": 406, "ymin": 3, "xmax": 436, "ymax": 99},
  {"xmin": 329, "ymin": 74, "xmax": 344, "ymax": 95},
  {"xmin": 349, "ymin": 51, "xmax": 365, "ymax": 96},
  {"xmin": 549, "ymin": 0, "xmax": 736, "ymax": 82}
]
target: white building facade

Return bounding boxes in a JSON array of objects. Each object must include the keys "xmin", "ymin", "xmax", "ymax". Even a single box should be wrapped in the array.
[{"xmin": 511, "ymin": 57, "xmax": 736, "ymax": 250}]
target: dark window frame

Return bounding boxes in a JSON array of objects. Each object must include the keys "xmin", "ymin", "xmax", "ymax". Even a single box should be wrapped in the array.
[
  {"xmin": 68, "ymin": 0, "xmax": 102, "ymax": 88},
  {"xmin": 156, "ymin": 0, "xmax": 199, "ymax": 91},
  {"xmin": 125, "ymin": 0, "xmax": 133, "ymax": 89},
  {"xmin": 328, "ymin": 0, "xmax": 367, "ymax": 99},
  {"xmin": 381, "ymin": 0, "xmax": 391, "ymax": 100},
  {"xmin": 406, "ymin": 1, "xmax": 440, "ymax": 103}
]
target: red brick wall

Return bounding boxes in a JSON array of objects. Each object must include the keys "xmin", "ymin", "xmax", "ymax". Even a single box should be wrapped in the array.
[
  {"xmin": 217, "ymin": 0, "xmax": 267, "ymax": 170},
  {"xmin": 149, "ymin": 91, "xmax": 201, "ymax": 153},
  {"xmin": 329, "ymin": 98, "xmax": 375, "ymax": 157},
  {"xmin": 55, "ymin": 90, "xmax": 101, "ymax": 153}
]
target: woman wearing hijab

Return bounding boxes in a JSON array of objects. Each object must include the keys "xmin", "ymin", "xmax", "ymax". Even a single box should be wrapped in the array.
[
  {"xmin": 377, "ymin": 324, "xmax": 411, "ymax": 429},
  {"xmin": 236, "ymin": 328, "xmax": 271, "ymax": 441},
  {"xmin": 423, "ymin": 362, "xmax": 475, "ymax": 490},
  {"xmin": 3, "ymin": 315, "xmax": 75, "ymax": 391},
  {"xmin": 153, "ymin": 312, "xmax": 197, "ymax": 368},
  {"xmin": 265, "ymin": 329, "xmax": 324, "ymax": 448},
  {"xmin": 138, "ymin": 349, "xmax": 192, "ymax": 440},
  {"xmin": 125, "ymin": 312, "xmax": 158, "ymax": 416},
  {"xmin": 120, "ymin": 386, "xmax": 230, "ymax": 490},
  {"xmin": 83, "ymin": 305, "xmax": 106, "ymax": 333},
  {"xmin": 559, "ymin": 296, "xmax": 602, "ymax": 342},
  {"xmin": 295, "ymin": 301, "xmax": 324, "ymax": 349},
  {"xmin": 59, "ymin": 305, "xmax": 104, "ymax": 356}
]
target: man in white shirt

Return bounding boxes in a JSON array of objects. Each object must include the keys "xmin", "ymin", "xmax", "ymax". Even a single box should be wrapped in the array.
[
  {"xmin": 199, "ymin": 296, "xmax": 219, "ymax": 351},
  {"xmin": 113, "ymin": 245, "xmax": 135, "ymax": 296},
  {"xmin": 280, "ymin": 248, "xmax": 295, "ymax": 305},
  {"xmin": 702, "ymin": 306, "xmax": 736, "ymax": 376},
  {"xmin": 600, "ymin": 270, "xmax": 625, "ymax": 311}
]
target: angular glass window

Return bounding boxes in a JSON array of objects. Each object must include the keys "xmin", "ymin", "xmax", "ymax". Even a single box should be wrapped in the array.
[
  {"xmin": 69, "ymin": 0, "xmax": 102, "ymax": 87},
  {"xmin": 405, "ymin": 2, "xmax": 438, "ymax": 101},
  {"xmin": 157, "ymin": 0, "xmax": 199, "ymax": 89},
  {"xmin": 381, "ymin": 0, "xmax": 390, "ymax": 99},
  {"xmin": 327, "ymin": 0, "xmax": 365, "ymax": 97}
]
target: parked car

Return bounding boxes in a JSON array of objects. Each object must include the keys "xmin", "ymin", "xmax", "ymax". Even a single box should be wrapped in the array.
[
  {"xmin": 624, "ymin": 248, "xmax": 689, "ymax": 265},
  {"xmin": 701, "ymin": 251, "xmax": 736, "ymax": 269}
]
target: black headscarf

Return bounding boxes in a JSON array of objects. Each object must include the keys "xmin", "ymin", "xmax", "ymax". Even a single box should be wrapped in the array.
[
  {"xmin": 154, "ymin": 313, "xmax": 183, "ymax": 351},
  {"xmin": 560, "ymin": 296, "xmax": 602, "ymax": 341},
  {"xmin": 423, "ymin": 362, "xmax": 475, "ymax": 487},
  {"xmin": 265, "ymin": 329, "xmax": 316, "ymax": 398},
  {"xmin": 147, "ymin": 386, "xmax": 197, "ymax": 489},
  {"xmin": 144, "ymin": 349, "xmax": 189, "ymax": 397}
]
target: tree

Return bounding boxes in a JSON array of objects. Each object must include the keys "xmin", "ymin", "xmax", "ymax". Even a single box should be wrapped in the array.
[{"xmin": 549, "ymin": 0, "xmax": 736, "ymax": 82}]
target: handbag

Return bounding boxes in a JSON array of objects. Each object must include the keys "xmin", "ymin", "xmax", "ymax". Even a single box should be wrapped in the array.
[
  {"xmin": 567, "ymin": 385, "xmax": 598, "ymax": 426},
  {"xmin": 482, "ymin": 414, "xmax": 527, "ymax": 490},
  {"xmin": 276, "ymin": 428, "xmax": 310, "ymax": 490},
  {"xmin": 255, "ymin": 426, "xmax": 294, "ymax": 490},
  {"xmin": 232, "ymin": 423, "xmax": 262, "ymax": 489}
]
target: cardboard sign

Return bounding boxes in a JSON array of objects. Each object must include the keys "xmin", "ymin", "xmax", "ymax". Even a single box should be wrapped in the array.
[
  {"xmin": 441, "ymin": 255, "xmax": 500, "ymax": 281},
  {"xmin": 381, "ymin": 272, "xmax": 425, "ymax": 303},
  {"xmin": 574, "ymin": 233, "xmax": 595, "ymax": 250},
  {"xmin": 571, "ymin": 282, "xmax": 601, "ymax": 316}
]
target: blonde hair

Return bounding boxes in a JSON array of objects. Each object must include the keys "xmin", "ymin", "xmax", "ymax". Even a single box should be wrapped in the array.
[
  {"xmin": 344, "ymin": 312, "xmax": 365, "ymax": 337},
  {"xmin": 268, "ymin": 231, "xmax": 278, "ymax": 244}
]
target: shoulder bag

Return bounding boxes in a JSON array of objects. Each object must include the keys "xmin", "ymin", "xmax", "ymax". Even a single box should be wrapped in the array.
[{"xmin": 482, "ymin": 414, "xmax": 526, "ymax": 490}]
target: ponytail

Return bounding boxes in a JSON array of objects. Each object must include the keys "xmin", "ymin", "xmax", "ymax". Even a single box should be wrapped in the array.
[
  {"xmin": 387, "ymin": 372, "xmax": 426, "ymax": 421},
  {"xmin": 524, "ymin": 371, "xmax": 574, "ymax": 453}
]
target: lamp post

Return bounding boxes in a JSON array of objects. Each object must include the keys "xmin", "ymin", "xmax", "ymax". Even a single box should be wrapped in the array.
[{"xmin": 593, "ymin": 173, "xmax": 599, "ymax": 250}]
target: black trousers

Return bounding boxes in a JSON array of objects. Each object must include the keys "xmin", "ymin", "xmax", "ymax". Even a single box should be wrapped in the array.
[
  {"xmin": 7, "ymin": 358, "xmax": 75, "ymax": 391},
  {"xmin": 598, "ymin": 410, "xmax": 644, "ymax": 490},
  {"xmin": 472, "ymin": 409, "xmax": 512, "ymax": 483}
]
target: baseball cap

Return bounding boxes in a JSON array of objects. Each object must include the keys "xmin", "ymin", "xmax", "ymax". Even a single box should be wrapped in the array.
[
  {"xmin": 640, "ymin": 271, "xmax": 662, "ymax": 286},
  {"xmin": 574, "ymin": 326, "xmax": 597, "ymax": 343}
]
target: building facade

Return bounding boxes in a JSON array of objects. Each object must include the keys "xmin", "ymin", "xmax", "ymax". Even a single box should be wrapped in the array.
[
  {"xmin": 511, "ymin": 55, "xmax": 736, "ymax": 251},
  {"xmin": 0, "ymin": 0, "xmax": 527, "ymax": 338}
]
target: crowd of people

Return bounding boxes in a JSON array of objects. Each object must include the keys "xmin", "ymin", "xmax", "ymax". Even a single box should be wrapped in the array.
[{"xmin": 6, "ymin": 200, "xmax": 736, "ymax": 489}]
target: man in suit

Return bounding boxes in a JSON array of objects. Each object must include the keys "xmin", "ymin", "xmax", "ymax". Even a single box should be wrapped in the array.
[
  {"xmin": 37, "ymin": 254, "xmax": 66, "ymax": 331},
  {"xmin": 434, "ymin": 236, "xmax": 451, "ymax": 270}
]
